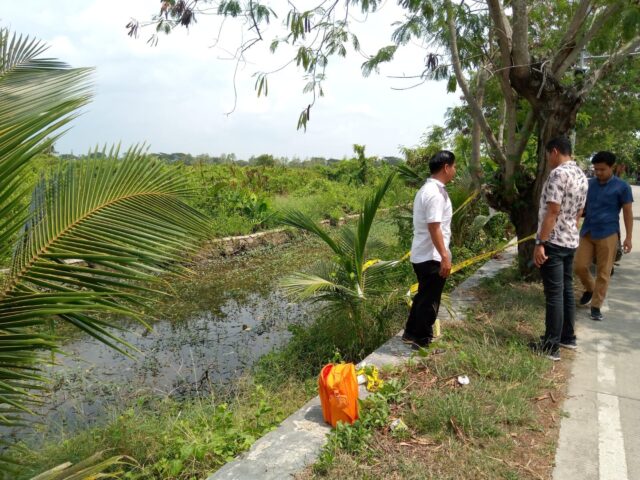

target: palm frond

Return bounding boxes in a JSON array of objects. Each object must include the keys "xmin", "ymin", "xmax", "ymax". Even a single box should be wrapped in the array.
[
  {"xmin": 0, "ymin": 147, "xmax": 210, "ymax": 424},
  {"xmin": 354, "ymin": 174, "xmax": 395, "ymax": 288},
  {"xmin": 394, "ymin": 164, "xmax": 423, "ymax": 188},
  {"xmin": 279, "ymin": 272, "xmax": 357, "ymax": 302},
  {"xmin": 29, "ymin": 451, "xmax": 135, "ymax": 480},
  {"xmin": 277, "ymin": 208, "xmax": 344, "ymax": 257},
  {"xmin": 362, "ymin": 259, "xmax": 403, "ymax": 294},
  {"xmin": 0, "ymin": 28, "xmax": 93, "ymax": 260},
  {"xmin": 335, "ymin": 227, "xmax": 356, "ymax": 273}
]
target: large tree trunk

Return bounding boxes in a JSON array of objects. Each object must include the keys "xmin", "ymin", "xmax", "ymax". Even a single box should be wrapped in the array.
[
  {"xmin": 489, "ymin": 93, "xmax": 583, "ymax": 279},
  {"xmin": 511, "ymin": 206, "xmax": 538, "ymax": 278}
]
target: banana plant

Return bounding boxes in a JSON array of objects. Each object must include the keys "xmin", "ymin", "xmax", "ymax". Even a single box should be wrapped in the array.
[
  {"xmin": 0, "ymin": 26, "xmax": 209, "ymax": 444},
  {"xmin": 278, "ymin": 174, "xmax": 399, "ymax": 342}
]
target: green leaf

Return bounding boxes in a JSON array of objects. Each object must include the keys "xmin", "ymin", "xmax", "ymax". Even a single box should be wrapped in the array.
[
  {"xmin": 447, "ymin": 75, "xmax": 457, "ymax": 93},
  {"xmin": 361, "ymin": 46, "xmax": 398, "ymax": 77}
]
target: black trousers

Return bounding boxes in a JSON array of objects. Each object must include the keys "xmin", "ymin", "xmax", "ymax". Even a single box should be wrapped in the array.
[
  {"xmin": 404, "ymin": 260, "xmax": 447, "ymax": 341},
  {"xmin": 540, "ymin": 243, "xmax": 577, "ymax": 351}
]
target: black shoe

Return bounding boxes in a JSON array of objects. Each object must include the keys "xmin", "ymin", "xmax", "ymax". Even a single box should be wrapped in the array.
[
  {"xmin": 559, "ymin": 339, "xmax": 578, "ymax": 350},
  {"xmin": 402, "ymin": 334, "xmax": 431, "ymax": 350},
  {"xmin": 545, "ymin": 349, "xmax": 561, "ymax": 361},
  {"xmin": 579, "ymin": 291, "xmax": 593, "ymax": 306},
  {"xmin": 590, "ymin": 307, "xmax": 604, "ymax": 321},
  {"xmin": 528, "ymin": 341, "xmax": 560, "ymax": 361}
]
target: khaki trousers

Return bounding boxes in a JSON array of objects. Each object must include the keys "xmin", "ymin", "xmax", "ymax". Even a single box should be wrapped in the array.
[{"xmin": 574, "ymin": 233, "xmax": 619, "ymax": 308}]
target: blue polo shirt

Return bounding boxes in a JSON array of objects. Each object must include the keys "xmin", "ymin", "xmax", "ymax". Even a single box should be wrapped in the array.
[{"xmin": 581, "ymin": 176, "xmax": 633, "ymax": 240}]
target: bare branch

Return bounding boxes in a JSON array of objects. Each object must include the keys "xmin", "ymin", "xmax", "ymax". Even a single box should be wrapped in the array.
[
  {"xmin": 486, "ymin": 0, "xmax": 513, "ymax": 72},
  {"xmin": 486, "ymin": 0, "xmax": 516, "ymax": 108},
  {"xmin": 510, "ymin": 0, "xmax": 530, "ymax": 80},
  {"xmin": 554, "ymin": 2, "xmax": 624, "ymax": 78},
  {"xmin": 445, "ymin": 0, "xmax": 507, "ymax": 166},
  {"xmin": 248, "ymin": 0, "xmax": 263, "ymax": 40},
  {"xmin": 498, "ymin": 98, "xmax": 506, "ymax": 147},
  {"xmin": 551, "ymin": 0, "xmax": 593, "ymax": 74},
  {"xmin": 470, "ymin": 64, "xmax": 489, "ymax": 186},
  {"xmin": 515, "ymin": 109, "xmax": 536, "ymax": 159},
  {"xmin": 579, "ymin": 37, "xmax": 640, "ymax": 98}
]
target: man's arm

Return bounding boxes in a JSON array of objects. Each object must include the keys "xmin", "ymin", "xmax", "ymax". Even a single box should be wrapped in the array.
[
  {"xmin": 576, "ymin": 208, "xmax": 584, "ymax": 229},
  {"xmin": 622, "ymin": 202, "xmax": 633, "ymax": 253},
  {"xmin": 427, "ymin": 222, "xmax": 451, "ymax": 277},
  {"xmin": 534, "ymin": 202, "xmax": 560, "ymax": 268}
]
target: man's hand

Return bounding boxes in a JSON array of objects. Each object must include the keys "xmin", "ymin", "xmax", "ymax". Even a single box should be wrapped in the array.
[
  {"xmin": 534, "ymin": 245, "xmax": 548, "ymax": 268},
  {"xmin": 439, "ymin": 254, "xmax": 452, "ymax": 278},
  {"xmin": 623, "ymin": 237, "xmax": 632, "ymax": 254}
]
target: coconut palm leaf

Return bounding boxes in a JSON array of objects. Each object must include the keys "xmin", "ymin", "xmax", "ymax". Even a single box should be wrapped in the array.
[
  {"xmin": 353, "ymin": 174, "xmax": 395, "ymax": 291},
  {"xmin": 362, "ymin": 258, "xmax": 403, "ymax": 294},
  {"xmin": 29, "ymin": 451, "xmax": 134, "ymax": 480},
  {"xmin": 279, "ymin": 174, "xmax": 398, "ymax": 303},
  {"xmin": 0, "ymin": 28, "xmax": 92, "ymax": 261},
  {"xmin": 278, "ymin": 208, "xmax": 343, "ymax": 257},
  {"xmin": 394, "ymin": 163, "xmax": 423, "ymax": 188},
  {"xmin": 0, "ymin": 148, "xmax": 210, "ymax": 424},
  {"xmin": 280, "ymin": 272, "xmax": 357, "ymax": 302}
]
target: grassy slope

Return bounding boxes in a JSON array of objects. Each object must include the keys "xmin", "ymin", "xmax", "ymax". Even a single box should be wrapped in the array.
[{"xmin": 302, "ymin": 268, "xmax": 570, "ymax": 480}]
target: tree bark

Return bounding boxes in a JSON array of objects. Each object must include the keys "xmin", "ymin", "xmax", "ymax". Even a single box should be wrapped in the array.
[
  {"xmin": 487, "ymin": 93, "xmax": 582, "ymax": 278},
  {"xmin": 470, "ymin": 66, "xmax": 488, "ymax": 187}
]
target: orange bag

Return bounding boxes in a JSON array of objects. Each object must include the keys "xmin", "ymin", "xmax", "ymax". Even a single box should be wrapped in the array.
[{"xmin": 318, "ymin": 363, "xmax": 359, "ymax": 427}]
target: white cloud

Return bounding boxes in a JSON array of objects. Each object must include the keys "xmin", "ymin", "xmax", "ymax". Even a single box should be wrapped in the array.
[{"xmin": 2, "ymin": 0, "xmax": 459, "ymax": 159}]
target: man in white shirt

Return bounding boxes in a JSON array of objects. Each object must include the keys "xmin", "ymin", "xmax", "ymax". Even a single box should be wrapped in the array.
[{"xmin": 402, "ymin": 150, "xmax": 456, "ymax": 349}]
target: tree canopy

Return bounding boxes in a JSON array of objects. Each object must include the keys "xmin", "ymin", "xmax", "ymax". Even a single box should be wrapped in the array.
[{"xmin": 131, "ymin": 0, "xmax": 640, "ymax": 273}]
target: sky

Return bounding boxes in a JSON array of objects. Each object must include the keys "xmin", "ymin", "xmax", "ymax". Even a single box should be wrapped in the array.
[{"xmin": 2, "ymin": 1, "xmax": 458, "ymax": 160}]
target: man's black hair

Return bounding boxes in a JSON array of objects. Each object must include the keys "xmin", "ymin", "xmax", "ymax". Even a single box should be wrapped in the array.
[
  {"xmin": 545, "ymin": 137, "xmax": 572, "ymax": 156},
  {"xmin": 429, "ymin": 150, "xmax": 456, "ymax": 174},
  {"xmin": 591, "ymin": 151, "xmax": 616, "ymax": 167}
]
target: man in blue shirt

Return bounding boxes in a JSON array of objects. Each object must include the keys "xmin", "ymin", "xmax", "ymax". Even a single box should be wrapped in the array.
[{"xmin": 574, "ymin": 151, "xmax": 634, "ymax": 321}]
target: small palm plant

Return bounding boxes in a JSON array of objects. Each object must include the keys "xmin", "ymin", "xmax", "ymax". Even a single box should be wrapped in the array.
[
  {"xmin": 279, "ymin": 174, "xmax": 400, "ymax": 346},
  {"xmin": 0, "ymin": 26, "xmax": 209, "ymax": 450}
]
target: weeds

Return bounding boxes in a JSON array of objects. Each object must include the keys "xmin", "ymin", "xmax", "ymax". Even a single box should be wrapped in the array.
[{"xmin": 302, "ymin": 267, "xmax": 566, "ymax": 480}]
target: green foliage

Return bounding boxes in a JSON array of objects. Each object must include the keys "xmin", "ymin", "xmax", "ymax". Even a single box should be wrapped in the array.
[
  {"xmin": 314, "ymin": 377, "xmax": 404, "ymax": 475},
  {"xmin": 278, "ymin": 175, "xmax": 403, "ymax": 346},
  {"xmin": 308, "ymin": 269, "xmax": 560, "ymax": 478},
  {"xmin": 5, "ymin": 380, "xmax": 305, "ymax": 480},
  {"xmin": 178, "ymin": 160, "xmax": 410, "ymax": 237}
]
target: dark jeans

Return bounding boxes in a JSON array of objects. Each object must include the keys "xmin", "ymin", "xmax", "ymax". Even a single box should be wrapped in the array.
[
  {"xmin": 404, "ymin": 260, "xmax": 447, "ymax": 341},
  {"xmin": 540, "ymin": 243, "xmax": 577, "ymax": 351}
]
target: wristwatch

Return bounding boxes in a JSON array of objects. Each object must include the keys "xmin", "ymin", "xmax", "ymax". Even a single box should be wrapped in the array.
[{"xmin": 535, "ymin": 238, "xmax": 547, "ymax": 246}]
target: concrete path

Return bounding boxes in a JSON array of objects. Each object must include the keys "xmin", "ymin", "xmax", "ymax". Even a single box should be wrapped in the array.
[{"xmin": 554, "ymin": 184, "xmax": 640, "ymax": 480}]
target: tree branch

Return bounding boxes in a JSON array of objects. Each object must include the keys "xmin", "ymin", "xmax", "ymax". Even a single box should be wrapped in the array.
[
  {"xmin": 445, "ymin": 0, "xmax": 507, "ymax": 166},
  {"xmin": 579, "ymin": 36, "xmax": 640, "ymax": 98},
  {"xmin": 515, "ymin": 109, "xmax": 536, "ymax": 159},
  {"xmin": 470, "ymin": 64, "xmax": 489, "ymax": 186},
  {"xmin": 486, "ymin": 0, "xmax": 512, "ymax": 64},
  {"xmin": 248, "ymin": 0, "xmax": 263, "ymax": 40},
  {"xmin": 553, "ymin": 2, "xmax": 623, "ymax": 78},
  {"xmin": 510, "ymin": 0, "xmax": 530, "ymax": 80},
  {"xmin": 551, "ymin": 0, "xmax": 593, "ymax": 74}
]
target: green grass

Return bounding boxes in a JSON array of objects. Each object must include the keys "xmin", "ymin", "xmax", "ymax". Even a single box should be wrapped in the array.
[
  {"xmin": 302, "ymin": 267, "xmax": 566, "ymax": 480},
  {"xmin": 2, "ymin": 183, "xmax": 514, "ymax": 479},
  {"xmin": 6, "ymin": 378, "xmax": 314, "ymax": 480}
]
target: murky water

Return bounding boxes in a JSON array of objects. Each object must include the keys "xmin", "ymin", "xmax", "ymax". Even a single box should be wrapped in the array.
[{"xmin": 3, "ymin": 236, "xmax": 325, "ymax": 442}]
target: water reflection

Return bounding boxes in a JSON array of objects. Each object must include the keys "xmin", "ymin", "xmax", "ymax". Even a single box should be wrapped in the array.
[{"xmin": 3, "ymin": 238, "xmax": 323, "ymax": 443}]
